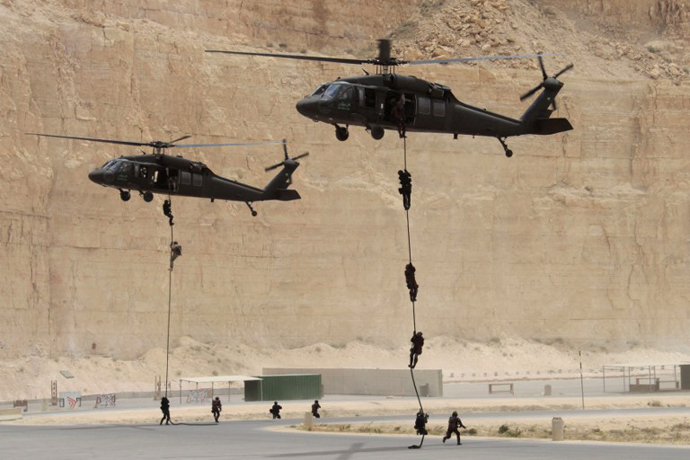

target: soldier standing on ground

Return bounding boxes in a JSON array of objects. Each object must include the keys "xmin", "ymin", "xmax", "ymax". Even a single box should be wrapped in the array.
[
  {"xmin": 311, "ymin": 400, "xmax": 321, "ymax": 418},
  {"xmin": 211, "ymin": 396, "xmax": 222, "ymax": 423},
  {"xmin": 442, "ymin": 410, "xmax": 467, "ymax": 445},
  {"xmin": 270, "ymin": 401, "xmax": 282, "ymax": 419},
  {"xmin": 159, "ymin": 396, "xmax": 171, "ymax": 425}
]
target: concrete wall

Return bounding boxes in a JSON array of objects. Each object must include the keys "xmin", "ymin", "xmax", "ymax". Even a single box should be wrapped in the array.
[{"xmin": 264, "ymin": 368, "xmax": 443, "ymax": 397}]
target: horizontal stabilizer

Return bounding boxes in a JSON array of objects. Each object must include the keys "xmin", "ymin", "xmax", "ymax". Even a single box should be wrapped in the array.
[
  {"xmin": 533, "ymin": 118, "xmax": 573, "ymax": 135},
  {"xmin": 276, "ymin": 189, "xmax": 301, "ymax": 201}
]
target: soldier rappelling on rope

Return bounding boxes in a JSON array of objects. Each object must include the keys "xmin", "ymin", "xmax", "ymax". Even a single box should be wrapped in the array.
[
  {"xmin": 409, "ymin": 409, "xmax": 429, "ymax": 449},
  {"xmin": 398, "ymin": 169, "xmax": 412, "ymax": 210},
  {"xmin": 170, "ymin": 241, "xmax": 182, "ymax": 270},
  {"xmin": 405, "ymin": 263, "xmax": 418, "ymax": 302},
  {"xmin": 409, "ymin": 331, "xmax": 424, "ymax": 369},
  {"xmin": 163, "ymin": 199, "xmax": 174, "ymax": 226}
]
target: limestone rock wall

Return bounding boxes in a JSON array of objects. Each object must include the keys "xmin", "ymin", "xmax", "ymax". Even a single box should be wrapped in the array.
[{"xmin": 1, "ymin": 0, "xmax": 689, "ymax": 359}]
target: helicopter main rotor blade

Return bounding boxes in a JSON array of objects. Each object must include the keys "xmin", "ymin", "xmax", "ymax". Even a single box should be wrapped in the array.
[
  {"xmin": 206, "ymin": 49, "xmax": 371, "ymax": 66},
  {"xmin": 169, "ymin": 135, "xmax": 192, "ymax": 144},
  {"xmin": 172, "ymin": 141, "xmax": 285, "ymax": 149},
  {"xmin": 408, "ymin": 53, "xmax": 561, "ymax": 66},
  {"xmin": 26, "ymin": 132, "xmax": 149, "ymax": 147}
]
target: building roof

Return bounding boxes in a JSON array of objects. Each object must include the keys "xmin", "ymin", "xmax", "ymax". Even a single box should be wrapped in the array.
[
  {"xmin": 603, "ymin": 363, "xmax": 689, "ymax": 369},
  {"xmin": 179, "ymin": 375, "xmax": 262, "ymax": 384}
]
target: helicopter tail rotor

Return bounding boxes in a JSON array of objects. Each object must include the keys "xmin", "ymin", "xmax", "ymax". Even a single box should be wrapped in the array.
[
  {"xmin": 519, "ymin": 55, "xmax": 574, "ymax": 109},
  {"xmin": 265, "ymin": 143, "xmax": 309, "ymax": 172}
]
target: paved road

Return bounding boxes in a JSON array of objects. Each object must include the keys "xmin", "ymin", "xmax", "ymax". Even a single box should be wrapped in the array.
[{"xmin": 2, "ymin": 410, "xmax": 689, "ymax": 460}]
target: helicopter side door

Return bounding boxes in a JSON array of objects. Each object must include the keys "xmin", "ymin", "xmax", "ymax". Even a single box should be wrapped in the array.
[
  {"xmin": 382, "ymin": 92, "xmax": 416, "ymax": 128},
  {"xmin": 150, "ymin": 167, "xmax": 181, "ymax": 194}
]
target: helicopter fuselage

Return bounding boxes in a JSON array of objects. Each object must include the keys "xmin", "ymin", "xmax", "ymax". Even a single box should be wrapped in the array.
[
  {"xmin": 295, "ymin": 74, "xmax": 571, "ymax": 146},
  {"xmin": 88, "ymin": 154, "xmax": 300, "ymax": 204}
]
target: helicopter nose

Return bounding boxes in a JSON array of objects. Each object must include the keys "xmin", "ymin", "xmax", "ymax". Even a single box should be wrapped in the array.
[
  {"xmin": 296, "ymin": 98, "xmax": 317, "ymax": 118},
  {"xmin": 88, "ymin": 169, "xmax": 111, "ymax": 184},
  {"xmin": 88, "ymin": 169, "xmax": 100, "ymax": 184},
  {"xmin": 296, "ymin": 99, "xmax": 309, "ymax": 117}
]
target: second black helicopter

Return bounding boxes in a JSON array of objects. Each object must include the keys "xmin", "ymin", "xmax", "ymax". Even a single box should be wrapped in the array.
[{"xmin": 28, "ymin": 133, "xmax": 307, "ymax": 216}]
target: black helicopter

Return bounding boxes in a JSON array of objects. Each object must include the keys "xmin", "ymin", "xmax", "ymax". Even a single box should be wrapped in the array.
[
  {"xmin": 207, "ymin": 39, "xmax": 573, "ymax": 157},
  {"xmin": 27, "ymin": 133, "xmax": 308, "ymax": 216}
]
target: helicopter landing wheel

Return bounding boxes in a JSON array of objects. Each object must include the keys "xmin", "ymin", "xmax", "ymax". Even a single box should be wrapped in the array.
[
  {"xmin": 497, "ymin": 137, "xmax": 513, "ymax": 158},
  {"xmin": 142, "ymin": 191, "xmax": 154, "ymax": 202},
  {"xmin": 370, "ymin": 126, "xmax": 385, "ymax": 140},
  {"xmin": 120, "ymin": 190, "xmax": 131, "ymax": 202},
  {"xmin": 335, "ymin": 126, "xmax": 349, "ymax": 142}
]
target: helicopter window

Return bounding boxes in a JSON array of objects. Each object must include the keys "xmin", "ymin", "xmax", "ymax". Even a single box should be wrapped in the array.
[
  {"xmin": 323, "ymin": 84, "xmax": 341, "ymax": 99},
  {"xmin": 116, "ymin": 161, "xmax": 131, "ymax": 173},
  {"xmin": 433, "ymin": 100, "xmax": 446, "ymax": 117},
  {"xmin": 338, "ymin": 86, "xmax": 354, "ymax": 100},
  {"xmin": 104, "ymin": 160, "xmax": 120, "ymax": 171},
  {"xmin": 180, "ymin": 171, "xmax": 191, "ymax": 186},
  {"xmin": 192, "ymin": 174, "xmax": 202, "ymax": 187},
  {"xmin": 418, "ymin": 97, "xmax": 431, "ymax": 115},
  {"xmin": 311, "ymin": 84, "xmax": 329, "ymax": 97},
  {"xmin": 363, "ymin": 88, "xmax": 376, "ymax": 108}
]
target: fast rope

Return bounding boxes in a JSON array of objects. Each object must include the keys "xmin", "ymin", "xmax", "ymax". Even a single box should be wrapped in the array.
[
  {"xmin": 398, "ymin": 136, "xmax": 428, "ymax": 449},
  {"xmin": 163, "ymin": 197, "xmax": 179, "ymax": 399}
]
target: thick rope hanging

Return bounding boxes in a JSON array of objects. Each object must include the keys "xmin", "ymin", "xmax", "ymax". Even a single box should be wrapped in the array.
[
  {"xmin": 164, "ymin": 198, "xmax": 174, "ymax": 398},
  {"xmin": 399, "ymin": 136, "xmax": 429, "ymax": 449},
  {"xmin": 163, "ymin": 196, "xmax": 181, "ymax": 399}
]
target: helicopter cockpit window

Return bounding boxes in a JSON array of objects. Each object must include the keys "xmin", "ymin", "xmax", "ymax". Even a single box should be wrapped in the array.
[
  {"xmin": 180, "ymin": 171, "xmax": 191, "ymax": 186},
  {"xmin": 192, "ymin": 174, "xmax": 202, "ymax": 187},
  {"xmin": 323, "ymin": 84, "xmax": 341, "ymax": 99},
  {"xmin": 103, "ymin": 160, "xmax": 120, "ymax": 171},
  {"xmin": 337, "ymin": 85, "xmax": 355, "ymax": 101},
  {"xmin": 100, "ymin": 160, "xmax": 115, "ymax": 170},
  {"xmin": 311, "ymin": 84, "xmax": 329, "ymax": 97}
]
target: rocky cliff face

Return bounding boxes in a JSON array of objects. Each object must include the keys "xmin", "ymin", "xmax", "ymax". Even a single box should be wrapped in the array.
[{"xmin": 1, "ymin": 0, "xmax": 689, "ymax": 360}]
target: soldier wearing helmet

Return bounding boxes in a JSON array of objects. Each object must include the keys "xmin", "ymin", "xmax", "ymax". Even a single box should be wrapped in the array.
[{"xmin": 442, "ymin": 410, "xmax": 467, "ymax": 445}]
